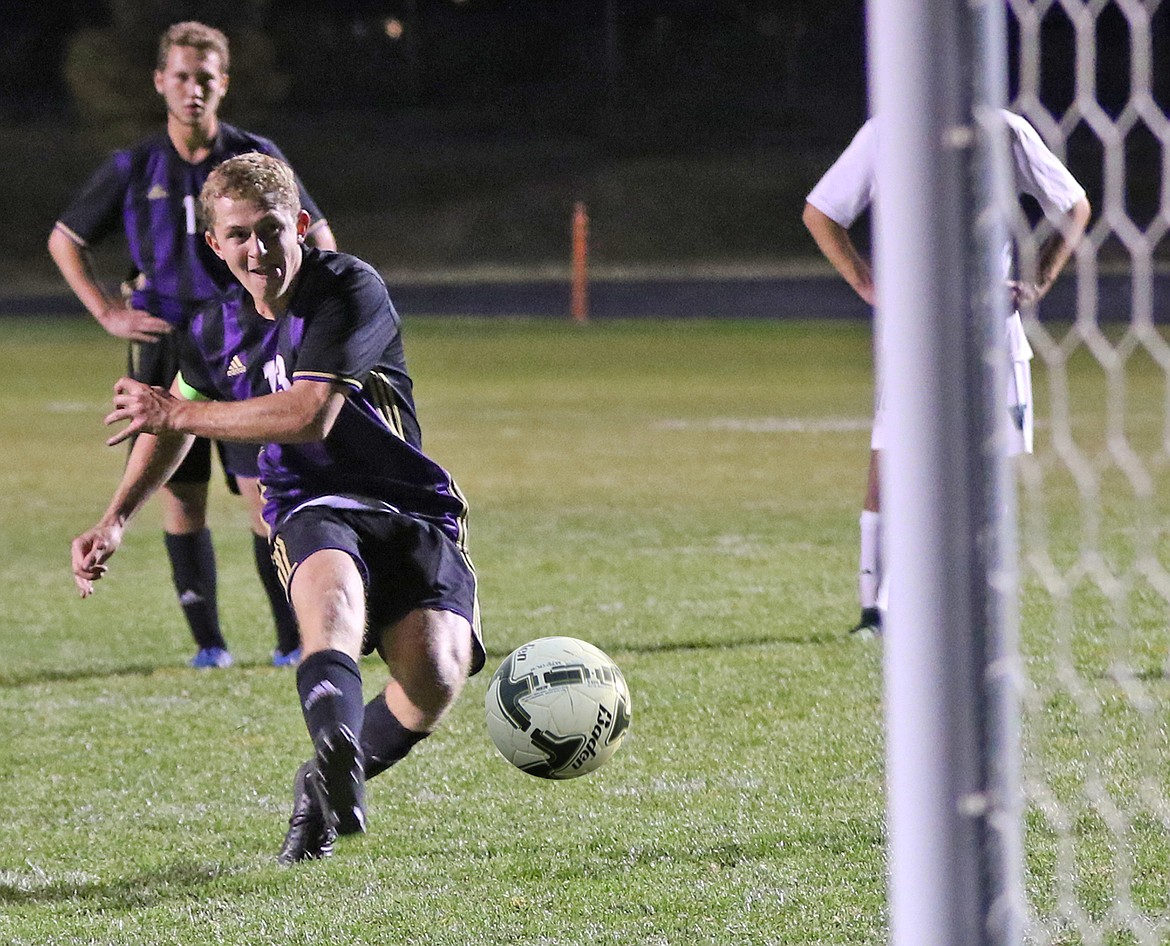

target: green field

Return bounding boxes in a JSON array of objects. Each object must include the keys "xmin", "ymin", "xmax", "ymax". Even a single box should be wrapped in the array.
[
  {"xmin": 0, "ymin": 316, "xmax": 884, "ymax": 946},
  {"xmin": 4, "ymin": 315, "xmax": 1170, "ymax": 946}
]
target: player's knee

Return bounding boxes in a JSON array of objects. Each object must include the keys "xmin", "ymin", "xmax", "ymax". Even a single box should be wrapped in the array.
[
  {"xmin": 392, "ymin": 610, "xmax": 471, "ymax": 717},
  {"xmin": 290, "ymin": 552, "xmax": 366, "ymax": 654},
  {"xmin": 431, "ymin": 612, "xmax": 473, "ymax": 693}
]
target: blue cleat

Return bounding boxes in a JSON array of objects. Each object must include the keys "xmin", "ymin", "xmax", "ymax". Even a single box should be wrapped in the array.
[
  {"xmin": 189, "ymin": 646, "xmax": 234, "ymax": 669},
  {"xmin": 272, "ymin": 647, "xmax": 302, "ymax": 668}
]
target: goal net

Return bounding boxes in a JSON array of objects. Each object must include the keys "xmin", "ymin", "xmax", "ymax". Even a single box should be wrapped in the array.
[{"xmin": 1009, "ymin": 1, "xmax": 1170, "ymax": 944}]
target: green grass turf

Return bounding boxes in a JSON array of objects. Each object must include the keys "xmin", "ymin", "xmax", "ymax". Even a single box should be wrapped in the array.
[
  {"xmin": 0, "ymin": 315, "xmax": 884, "ymax": 945},
  {"xmin": 5, "ymin": 314, "xmax": 1169, "ymax": 945}
]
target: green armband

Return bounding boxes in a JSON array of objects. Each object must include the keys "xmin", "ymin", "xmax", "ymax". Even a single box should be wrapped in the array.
[{"xmin": 175, "ymin": 371, "xmax": 210, "ymax": 402}]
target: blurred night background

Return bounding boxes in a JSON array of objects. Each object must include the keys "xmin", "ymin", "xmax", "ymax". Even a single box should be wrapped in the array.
[{"xmin": 2, "ymin": 0, "xmax": 1168, "ymax": 299}]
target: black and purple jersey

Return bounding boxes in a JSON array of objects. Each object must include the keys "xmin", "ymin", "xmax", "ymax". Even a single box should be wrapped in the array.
[
  {"xmin": 177, "ymin": 248, "xmax": 469, "ymax": 544},
  {"xmin": 55, "ymin": 123, "xmax": 326, "ymax": 326}
]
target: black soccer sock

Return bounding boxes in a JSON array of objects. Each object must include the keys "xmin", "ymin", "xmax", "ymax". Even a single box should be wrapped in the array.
[
  {"xmin": 252, "ymin": 533, "xmax": 300, "ymax": 655},
  {"xmin": 164, "ymin": 529, "xmax": 226, "ymax": 651},
  {"xmin": 296, "ymin": 650, "xmax": 365, "ymax": 752},
  {"xmin": 360, "ymin": 694, "xmax": 429, "ymax": 780}
]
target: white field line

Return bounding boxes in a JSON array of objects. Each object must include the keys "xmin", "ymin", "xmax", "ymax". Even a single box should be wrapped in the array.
[{"xmin": 653, "ymin": 416, "xmax": 871, "ymax": 434}]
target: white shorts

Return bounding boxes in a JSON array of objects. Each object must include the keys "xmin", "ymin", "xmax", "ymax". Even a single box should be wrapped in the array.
[{"xmin": 870, "ymin": 312, "xmax": 1033, "ymax": 456}]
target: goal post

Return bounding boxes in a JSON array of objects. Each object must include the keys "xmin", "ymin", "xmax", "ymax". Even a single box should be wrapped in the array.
[
  {"xmin": 867, "ymin": 0, "xmax": 1024, "ymax": 944},
  {"xmin": 870, "ymin": 0, "xmax": 1170, "ymax": 943}
]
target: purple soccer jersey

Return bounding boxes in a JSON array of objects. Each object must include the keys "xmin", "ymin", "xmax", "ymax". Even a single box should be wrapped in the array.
[
  {"xmin": 56, "ymin": 123, "xmax": 326, "ymax": 326},
  {"xmin": 178, "ymin": 249, "xmax": 470, "ymax": 541}
]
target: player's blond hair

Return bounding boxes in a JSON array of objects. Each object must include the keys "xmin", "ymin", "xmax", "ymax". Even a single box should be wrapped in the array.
[
  {"xmin": 157, "ymin": 21, "xmax": 230, "ymax": 72},
  {"xmin": 200, "ymin": 152, "xmax": 301, "ymax": 230}
]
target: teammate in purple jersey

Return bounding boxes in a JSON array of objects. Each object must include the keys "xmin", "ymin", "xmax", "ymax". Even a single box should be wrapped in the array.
[
  {"xmin": 71, "ymin": 152, "xmax": 484, "ymax": 865},
  {"xmin": 49, "ymin": 22, "xmax": 337, "ymax": 669}
]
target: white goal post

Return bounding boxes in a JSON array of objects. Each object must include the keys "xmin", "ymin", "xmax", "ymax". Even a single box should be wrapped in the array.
[
  {"xmin": 867, "ymin": 0, "xmax": 1024, "ymax": 944},
  {"xmin": 870, "ymin": 1, "xmax": 1170, "ymax": 945}
]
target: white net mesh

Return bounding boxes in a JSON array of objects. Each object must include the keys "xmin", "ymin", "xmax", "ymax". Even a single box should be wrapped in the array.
[{"xmin": 1007, "ymin": 1, "xmax": 1170, "ymax": 943}]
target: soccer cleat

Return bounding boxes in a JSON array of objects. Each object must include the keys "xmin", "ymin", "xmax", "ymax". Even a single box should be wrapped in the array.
[
  {"xmin": 312, "ymin": 724, "xmax": 367, "ymax": 836},
  {"xmin": 189, "ymin": 646, "xmax": 234, "ymax": 669},
  {"xmin": 849, "ymin": 607, "xmax": 882, "ymax": 638},
  {"xmin": 277, "ymin": 762, "xmax": 337, "ymax": 865},
  {"xmin": 272, "ymin": 646, "xmax": 302, "ymax": 668}
]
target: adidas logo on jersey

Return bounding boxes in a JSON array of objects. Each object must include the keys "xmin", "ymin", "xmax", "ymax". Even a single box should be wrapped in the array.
[
  {"xmin": 227, "ymin": 354, "xmax": 247, "ymax": 377},
  {"xmin": 147, "ymin": 184, "xmax": 169, "ymax": 200}
]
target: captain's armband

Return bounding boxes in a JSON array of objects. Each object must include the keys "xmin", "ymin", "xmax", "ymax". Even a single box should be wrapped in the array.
[{"xmin": 175, "ymin": 371, "xmax": 210, "ymax": 402}]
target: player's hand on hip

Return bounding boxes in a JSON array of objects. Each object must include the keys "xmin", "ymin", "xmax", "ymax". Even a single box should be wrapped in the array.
[
  {"xmin": 104, "ymin": 377, "xmax": 178, "ymax": 446},
  {"xmin": 71, "ymin": 525, "xmax": 122, "ymax": 597},
  {"xmin": 98, "ymin": 304, "xmax": 173, "ymax": 343},
  {"xmin": 1007, "ymin": 280, "xmax": 1042, "ymax": 310}
]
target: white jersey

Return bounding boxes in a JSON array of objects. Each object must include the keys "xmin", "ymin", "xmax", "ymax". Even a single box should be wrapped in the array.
[
  {"xmin": 806, "ymin": 110, "xmax": 1086, "ymax": 234},
  {"xmin": 807, "ymin": 110, "xmax": 1086, "ymax": 456}
]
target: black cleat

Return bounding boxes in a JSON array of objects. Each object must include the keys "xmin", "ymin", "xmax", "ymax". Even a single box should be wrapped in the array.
[
  {"xmin": 849, "ymin": 607, "xmax": 882, "ymax": 638},
  {"xmin": 313, "ymin": 724, "xmax": 367, "ymax": 836},
  {"xmin": 277, "ymin": 762, "xmax": 337, "ymax": 865}
]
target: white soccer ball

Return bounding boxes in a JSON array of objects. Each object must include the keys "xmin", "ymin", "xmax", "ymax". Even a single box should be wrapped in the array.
[{"xmin": 485, "ymin": 636, "xmax": 632, "ymax": 779}]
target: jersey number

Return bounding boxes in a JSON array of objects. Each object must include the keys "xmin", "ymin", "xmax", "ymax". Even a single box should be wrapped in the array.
[{"xmin": 263, "ymin": 355, "xmax": 290, "ymax": 393}]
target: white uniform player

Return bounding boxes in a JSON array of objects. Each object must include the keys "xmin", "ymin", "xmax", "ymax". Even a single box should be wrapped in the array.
[{"xmin": 803, "ymin": 109, "xmax": 1091, "ymax": 636}]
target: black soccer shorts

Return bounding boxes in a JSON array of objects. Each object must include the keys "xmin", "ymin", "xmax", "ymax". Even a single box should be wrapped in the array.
[
  {"xmin": 128, "ymin": 336, "xmax": 261, "ymax": 491},
  {"xmin": 271, "ymin": 503, "xmax": 485, "ymax": 673}
]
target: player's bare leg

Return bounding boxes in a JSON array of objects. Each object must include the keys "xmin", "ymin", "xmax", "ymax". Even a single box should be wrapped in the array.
[
  {"xmin": 359, "ymin": 608, "xmax": 473, "ymax": 776},
  {"xmin": 380, "ymin": 608, "xmax": 472, "ymax": 732},
  {"xmin": 289, "ymin": 548, "xmax": 366, "ymax": 661},
  {"xmin": 863, "ymin": 448, "xmax": 881, "ymax": 514},
  {"xmin": 160, "ymin": 481, "xmax": 231, "ymax": 666}
]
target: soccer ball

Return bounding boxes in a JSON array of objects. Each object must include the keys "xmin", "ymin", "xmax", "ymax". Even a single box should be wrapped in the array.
[{"xmin": 485, "ymin": 636, "xmax": 632, "ymax": 779}]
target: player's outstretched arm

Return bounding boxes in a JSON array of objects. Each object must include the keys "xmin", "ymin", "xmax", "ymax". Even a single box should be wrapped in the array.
[
  {"xmin": 106, "ymin": 377, "xmax": 348, "ymax": 447},
  {"xmin": 71, "ymin": 423, "xmax": 194, "ymax": 597},
  {"xmin": 48, "ymin": 227, "xmax": 173, "ymax": 343},
  {"xmin": 802, "ymin": 202, "xmax": 877, "ymax": 306}
]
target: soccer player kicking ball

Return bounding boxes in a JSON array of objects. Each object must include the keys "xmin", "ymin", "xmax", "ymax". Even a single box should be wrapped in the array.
[
  {"xmin": 803, "ymin": 109, "xmax": 1090, "ymax": 637},
  {"xmin": 71, "ymin": 152, "xmax": 485, "ymax": 863}
]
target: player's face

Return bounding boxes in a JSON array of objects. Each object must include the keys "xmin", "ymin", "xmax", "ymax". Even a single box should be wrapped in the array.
[
  {"xmin": 206, "ymin": 197, "xmax": 311, "ymax": 316},
  {"xmin": 153, "ymin": 45, "xmax": 228, "ymax": 130}
]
